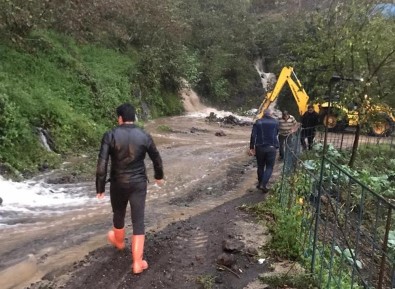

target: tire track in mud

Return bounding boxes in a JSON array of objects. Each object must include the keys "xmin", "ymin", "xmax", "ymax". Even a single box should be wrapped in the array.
[{"xmin": 30, "ymin": 158, "xmax": 267, "ymax": 289}]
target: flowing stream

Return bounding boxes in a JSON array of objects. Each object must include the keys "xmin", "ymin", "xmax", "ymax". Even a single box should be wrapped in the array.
[{"xmin": 0, "ymin": 176, "xmax": 93, "ymax": 227}]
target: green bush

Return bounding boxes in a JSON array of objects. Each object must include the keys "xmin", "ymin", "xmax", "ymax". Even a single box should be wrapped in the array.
[
  {"xmin": 0, "ymin": 28, "xmax": 193, "ymax": 176},
  {"xmin": 0, "ymin": 92, "xmax": 54, "ymax": 174},
  {"xmin": 247, "ymin": 189, "xmax": 305, "ymax": 260},
  {"xmin": 0, "ymin": 31, "xmax": 139, "ymax": 175}
]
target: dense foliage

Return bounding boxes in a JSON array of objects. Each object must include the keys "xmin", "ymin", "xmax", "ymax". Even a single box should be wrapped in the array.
[{"xmin": 0, "ymin": 0, "xmax": 394, "ymax": 176}]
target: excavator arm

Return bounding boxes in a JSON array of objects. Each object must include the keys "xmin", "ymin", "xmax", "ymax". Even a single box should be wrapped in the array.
[{"xmin": 256, "ymin": 66, "xmax": 313, "ymax": 119}]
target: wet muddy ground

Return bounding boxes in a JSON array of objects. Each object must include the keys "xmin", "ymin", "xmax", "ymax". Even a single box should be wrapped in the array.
[{"xmin": 1, "ymin": 113, "xmax": 288, "ymax": 289}]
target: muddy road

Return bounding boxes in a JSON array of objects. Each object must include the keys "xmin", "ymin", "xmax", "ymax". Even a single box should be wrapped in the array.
[{"xmin": 1, "ymin": 111, "xmax": 278, "ymax": 289}]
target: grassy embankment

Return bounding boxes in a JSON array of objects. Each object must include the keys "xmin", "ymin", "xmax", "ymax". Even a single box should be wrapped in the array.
[{"xmin": 0, "ymin": 31, "xmax": 183, "ymax": 179}]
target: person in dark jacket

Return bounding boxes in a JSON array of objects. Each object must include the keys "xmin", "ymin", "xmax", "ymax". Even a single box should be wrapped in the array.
[
  {"xmin": 249, "ymin": 109, "xmax": 279, "ymax": 193},
  {"xmin": 300, "ymin": 105, "xmax": 319, "ymax": 150},
  {"xmin": 96, "ymin": 103, "xmax": 164, "ymax": 274}
]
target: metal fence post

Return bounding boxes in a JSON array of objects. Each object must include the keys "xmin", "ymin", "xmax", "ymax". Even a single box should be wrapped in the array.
[{"xmin": 378, "ymin": 207, "xmax": 392, "ymax": 289}]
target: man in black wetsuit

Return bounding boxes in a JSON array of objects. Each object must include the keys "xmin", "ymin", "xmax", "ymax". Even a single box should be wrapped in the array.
[{"xmin": 96, "ymin": 103, "xmax": 164, "ymax": 274}]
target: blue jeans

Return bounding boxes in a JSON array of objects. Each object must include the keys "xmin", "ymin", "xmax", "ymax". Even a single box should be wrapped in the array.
[{"xmin": 255, "ymin": 145, "xmax": 277, "ymax": 188}]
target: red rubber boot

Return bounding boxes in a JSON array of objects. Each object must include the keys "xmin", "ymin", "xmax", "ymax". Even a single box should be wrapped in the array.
[
  {"xmin": 107, "ymin": 227, "xmax": 125, "ymax": 250},
  {"xmin": 131, "ymin": 235, "xmax": 148, "ymax": 274}
]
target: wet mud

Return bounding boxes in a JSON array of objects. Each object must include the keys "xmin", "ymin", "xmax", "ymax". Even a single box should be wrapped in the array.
[{"xmin": 1, "ymin": 114, "xmax": 283, "ymax": 289}]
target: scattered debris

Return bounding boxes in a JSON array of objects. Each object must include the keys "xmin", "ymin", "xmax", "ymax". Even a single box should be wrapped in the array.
[
  {"xmin": 217, "ymin": 253, "xmax": 236, "ymax": 267},
  {"xmin": 258, "ymin": 258, "xmax": 266, "ymax": 264},
  {"xmin": 246, "ymin": 247, "xmax": 259, "ymax": 256},
  {"xmin": 217, "ymin": 264, "xmax": 241, "ymax": 279},
  {"xmin": 190, "ymin": 127, "xmax": 209, "ymax": 133},
  {"xmin": 222, "ymin": 238, "xmax": 244, "ymax": 253},
  {"xmin": 206, "ymin": 112, "xmax": 253, "ymax": 126},
  {"xmin": 215, "ymin": 130, "xmax": 226, "ymax": 136}
]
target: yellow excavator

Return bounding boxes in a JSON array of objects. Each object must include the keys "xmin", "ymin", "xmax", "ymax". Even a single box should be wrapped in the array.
[{"xmin": 256, "ymin": 66, "xmax": 395, "ymax": 136}]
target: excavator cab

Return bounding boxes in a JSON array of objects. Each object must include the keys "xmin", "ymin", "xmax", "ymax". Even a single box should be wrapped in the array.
[
  {"xmin": 318, "ymin": 75, "xmax": 355, "ymax": 131},
  {"xmin": 321, "ymin": 75, "xmax": 395, "ymax": 136}
]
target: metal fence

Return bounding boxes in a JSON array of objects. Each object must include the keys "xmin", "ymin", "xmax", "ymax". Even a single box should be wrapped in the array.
[
  {"xmin": 279, "ymin": 128, "xmax": 395, "ymax": 289},
  {"xmin": 314, "ymin": 127, "xmax": 395, "ymax": 154}
]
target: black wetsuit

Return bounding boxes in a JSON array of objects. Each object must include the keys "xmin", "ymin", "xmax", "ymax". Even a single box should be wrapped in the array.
[{"xmin": 96, "ymin": 123, "xmax": 163, "ymax": 234}]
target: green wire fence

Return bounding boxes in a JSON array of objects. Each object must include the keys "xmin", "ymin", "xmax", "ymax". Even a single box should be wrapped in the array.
[{"xmin": 279, "ymin": 128, "xmax": 395, "ymax": 289}]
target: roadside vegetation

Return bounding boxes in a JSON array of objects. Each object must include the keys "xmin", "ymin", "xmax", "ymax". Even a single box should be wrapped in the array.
[
  {"xmin": 246, "ymin": 141, "xmax": 395, "ymax": 288},
  {"xmin": 303, "ymin": 143, "xmax": 395, "ymax": 198}
]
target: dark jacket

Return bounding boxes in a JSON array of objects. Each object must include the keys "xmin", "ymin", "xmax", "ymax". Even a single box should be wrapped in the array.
[
  {"xmin": 250, "ymin": 115, "xmax": 279, "ymax": 149},
  {"xmin": 96, "ymin": 124, "xmax": 163, "ymax": 194},
  {"xmin": 301, "ymin": 111, "xmax": 319, "ymax": 129}
]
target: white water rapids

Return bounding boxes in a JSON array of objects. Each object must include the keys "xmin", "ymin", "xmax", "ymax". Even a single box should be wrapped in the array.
[
  {"xmin": 0, "ymin": 175, "xmax": 94, "ymax": 227},
  {"xmin": 179, "ymin": 82, "xmax": 255, "ymax": 121}
]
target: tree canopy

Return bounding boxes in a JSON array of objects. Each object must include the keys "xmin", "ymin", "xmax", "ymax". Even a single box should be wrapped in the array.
[{"xmin": 0, "ymin": 0, "xmax": 394, "ymax": 175}]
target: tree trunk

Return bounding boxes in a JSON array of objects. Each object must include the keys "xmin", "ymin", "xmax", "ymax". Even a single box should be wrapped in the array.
[{"xmin": 348, "ymin": 124, "xmax": 360, "ymax": 168}]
